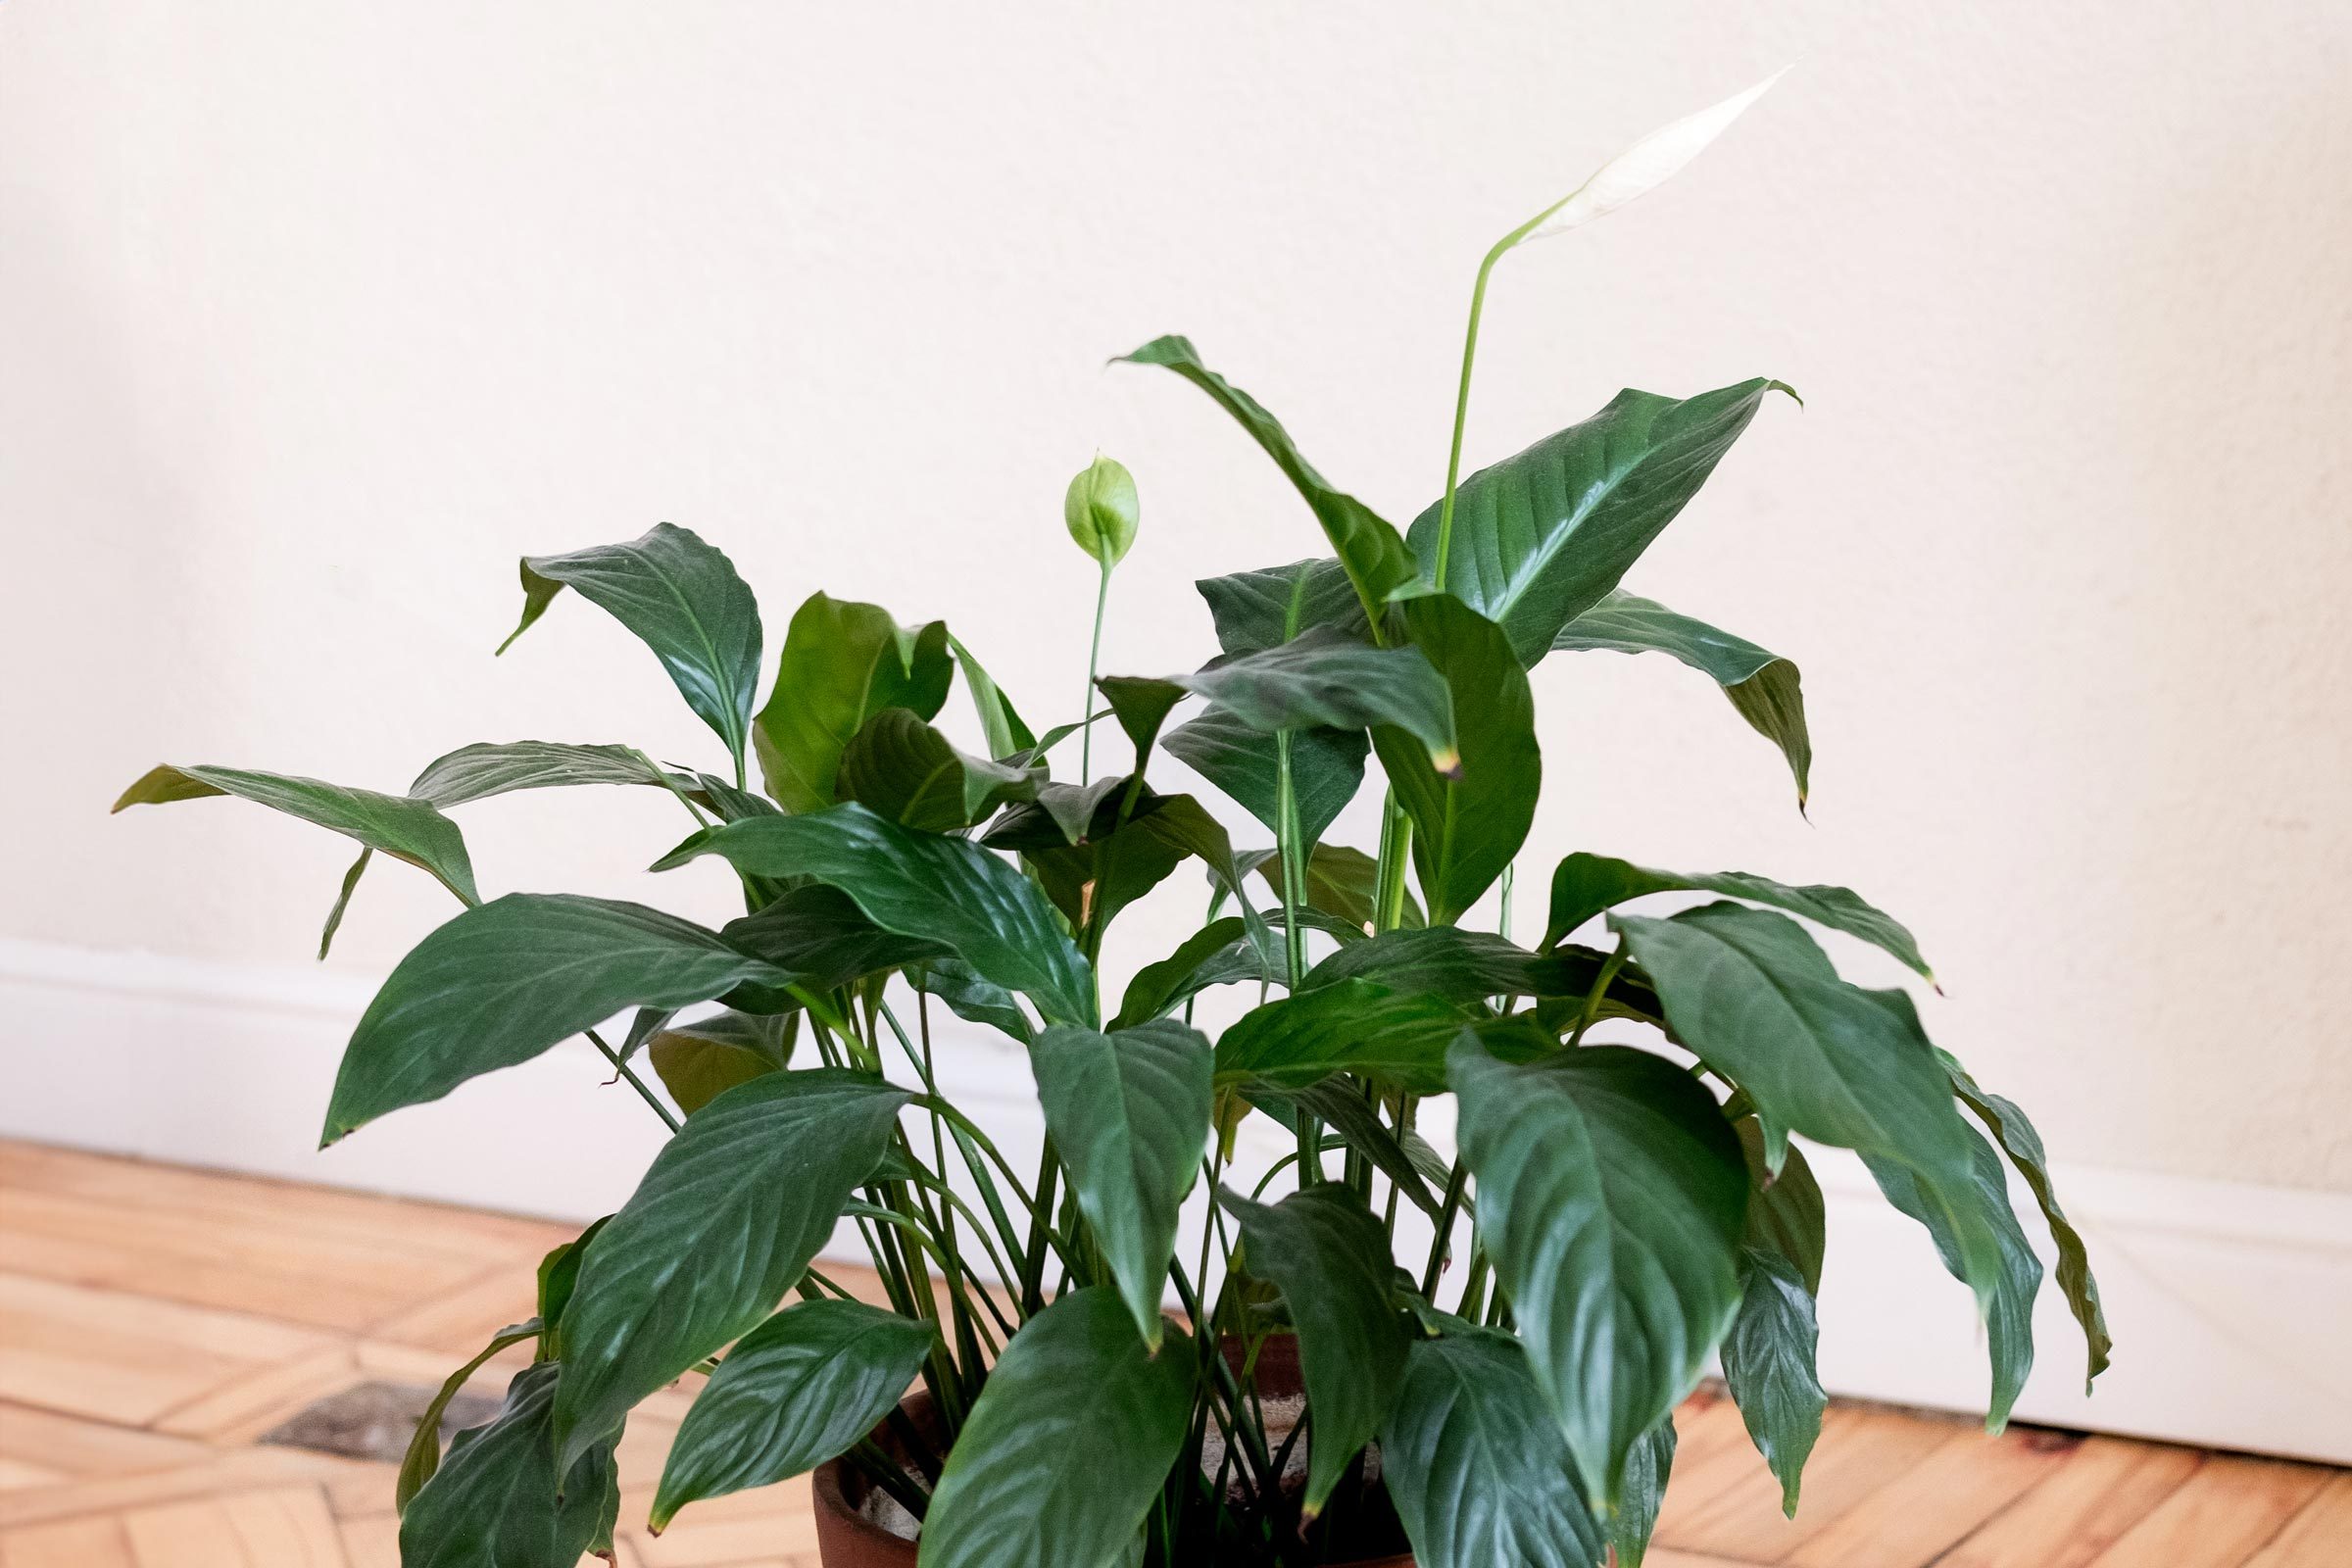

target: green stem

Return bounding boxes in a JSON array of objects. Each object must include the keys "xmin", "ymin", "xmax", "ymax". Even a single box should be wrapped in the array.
[
  {"xmin": 1080, "ymin": 561, "xmax": 1112, "ymax": 785},
  {"xmin": 583, "ymin": 1027, "xmax": 679, "ymax": 1133}
]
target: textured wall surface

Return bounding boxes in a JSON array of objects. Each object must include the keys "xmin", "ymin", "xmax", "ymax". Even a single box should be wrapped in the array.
[{"xmin": 4, "ymin": 2, "xmax": 2347, "ymax": 1190}]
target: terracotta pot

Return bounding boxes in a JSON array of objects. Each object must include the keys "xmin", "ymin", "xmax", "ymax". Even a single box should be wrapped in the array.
[{"xmin": 810, "ymin": 1337, "xmax": 1415, "ymax": 1566}]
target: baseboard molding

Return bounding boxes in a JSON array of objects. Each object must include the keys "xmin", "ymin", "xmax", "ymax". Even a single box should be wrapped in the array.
[{"xmin": 5, "ymin": 936, "xmax": 2347, "ymax": 1465}]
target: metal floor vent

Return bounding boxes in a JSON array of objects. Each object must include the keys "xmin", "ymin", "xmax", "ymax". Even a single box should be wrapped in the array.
[{"xmin": 260, "ymin": 1380, "xmax": 504, "ymax": 1463}]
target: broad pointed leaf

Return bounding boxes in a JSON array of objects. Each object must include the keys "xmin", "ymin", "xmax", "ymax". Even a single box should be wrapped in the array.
[
  {"xmin": 1219, "ymin": 1185, "xmax": 1409, "ymax": 1514},
  {"xmin": 1551, "ymin": 592, "xmax": 1810, "ymax": 807},
  {"xmin": 911, "ymin": 958, "xmax": 1037, "ymax": 1043},
  {"xmin": 652, "ymin": 1299, "xmax": 934, "ymax": 1530},
  {"xmin": 1162, "ymin": 707, "xmax": 1367, "ymax": 850},
  {"xmin": 499, "ymin": 523, "xmax": 762, "ymax": 768},
  {"xmin": 838, "ymin": 709, "xmax": 1039, "ymax": 832},
  {"xmin": 1303, "ymin": 926, "xmax": 1578, "ymax": 1004},
  {"xmin": 1371, "ymin": 594, "xmax": 1539, "ymax": 923},
  {"xmin": 1120, "ymin": 337, "xmax": 1424, "ymax": 626},
  {"xmin": 398, "ymin": 1362, "xmax": 619, "ymax": 1568},
  {"xmin": 1115, "ymin": 627, "xmax": 1456, "ymax": 771},
  {"xmin": 1448, "ymin": 1038, "xmax": 1746, "ymax": 1506},
  {"xmin": 113, "ymin": 764, "xmax": 477, "ymax": 906},
  {"xmin": 654, "ymin": 804, "xmax": 1095, "ymax": 1027},
  {"xmin": 1738, "ymin": 1120, "xmax": 1826, "ymax": 1297},
  {"xmin": 1408, "ymin": 380, "xmax": 1791, "ymax": 665},
  {"xmin": 552, "ymin": 1069, "xmax": 913, "ymax": 1465},
  {"xmin": 1030, "ymin": 1021, "xmax": 1213, "ymax": 1348},
  {"xmin": 648, "ymin": 1010, "xmax": 796, "ymax": 1116},
  {"xmin": 1612, "ymin": 1416, "xmax": 1677, "ymax": 1568},
  {"xmin": 1213, "ymin": 980, "xmax": 1478, "ymax": 1093},
  {"xmin": 917, "ymin": 1288, "xmax": 1193, "ymax": 1568},
  {"xmin": 1196, "ymin": 557, "xmax": 1373, "ymax": 655},
  {"xmin": 1110, "ymin": 918, "xmax": 1272, "ymax": 1030},
  {"xmin": 395, "ymin": 1320, "xmax": 544, "ymax": 1513},
  {"xmin": 721, "ymin": 883, "xmax": 952, "ymax": 991},
  {"xmin": 1248, "ymin": 1080, "xmax": 1443, "ymax": 1216},
  {"xmin": 408, "ymin": 741, "xmax": 683, "ymax": 808},
  {"xmin": 1380, "ymin": 1328, "xmax": 1606, "ymax": 1568},
  {"xmin": 753, "ymin": 592, "xmax": 952, "ymax": 813},
  {"xmin": 1719, "ymin": 1248, "xmax": 1824, "ymax": 1516},
  {"xmin": 1548, "ymin": 853, "xmax": 1931, "ymax": 981},
  {"xmin": 323, "ymin": 895, "xmax": 791, "ymax": 1143}
]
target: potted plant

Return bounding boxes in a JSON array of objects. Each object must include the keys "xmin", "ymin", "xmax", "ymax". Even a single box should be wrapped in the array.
[{"xmin": 116, "ymin": 75, "xmax": 2106, "ymax": 1568}]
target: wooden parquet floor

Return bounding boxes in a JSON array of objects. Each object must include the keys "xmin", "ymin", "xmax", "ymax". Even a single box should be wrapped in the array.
[{"xmin": 0, "ymin": 1139, "xmax": 2344, "ymax": 1567}]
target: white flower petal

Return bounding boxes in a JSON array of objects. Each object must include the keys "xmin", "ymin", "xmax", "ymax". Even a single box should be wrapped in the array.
[{"xmin": 1526, "ymin": 66, "xmax": 1789, "ymax": 242}]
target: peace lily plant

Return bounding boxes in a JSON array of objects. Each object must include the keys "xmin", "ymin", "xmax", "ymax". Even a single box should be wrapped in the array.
[{"xmin": 117, "ymin": 75, "xmax": 2107, "ymax": 1568}]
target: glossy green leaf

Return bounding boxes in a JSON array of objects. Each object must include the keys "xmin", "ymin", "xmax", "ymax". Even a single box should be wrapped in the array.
[
  {"xmin": 1547, "ymin": 853, "xmax": 1932, "ymax": 981},
  {"xmin": 395, "ymin": 1319, "xmax": 543, "ymax": 1513},
  {"xmin": 1162, "ymin": 707, "xmax": 1367, "ymax": 850},
  {"xmin": 1738, "ymin": 1120, "xmax": 1826, "ymax": 1297},
  {"xmin": 1196, "ymin": 557, "xmax": 1373, "ymax": 655},
  {"xmin": 651, "ymin": 1299, "xmax": 935, "ymax": 1530},
  {"xmin": 1608, "ymin": 903, "xmax": 2003, "ymax": 1309},
  {"xmin": 1302, "ymin": 926, "xmax": 1578, "ymax": 1005},
  {"xmin": 532, "ymin": 1218, "xmax": 608, "ymax": 1364},
  {"xmin": 1944, "ymin": 1056, "xmax": 2111, "ymax": 1389},
  {"xmin": 1115, "ymin": 627, "xmax": 1455, "ymax": 773},
  {"xmin": 654, "ymin": 803, "xmax": 1095, "ymax": 1028},
  {"xmin": 1380, "ymin": 1328, "xmax": 1606, "ymax": 1568},
  {"xmin": 1718, "ymin": 1248, "xmax": 1824, "ymax": 1516},
  {"xmin": 1371, "ymin": 594, "xmax": 1540, "ymax": 923},
  {"xmin": 398, "ymin": 1362, "xmax": 620, "ymax": 1568},
  {"xmin": 1252, "ymin": 843, "xmax": 1421, "ymax": 934},
  {"xmin": 753, "ymin": 592, "xmax": 952, "ymax": 813},
  {"xmin": 648, "ymin": 1010, "xmax": 796, "ymax": 1116},
  {"xmin": 1095, "ymin": 675, "xmax": 1190, "ymax": 768},
  {"xmin": 1220, "ymin": 1185, "xmax": 1409, "ymax": 1514},
  {"xmin": 1865, "ymin": 1123, "xmax": 2042, "ymax": 1429},
  {"xmin": 1448, "ymin": 1038, "xmax": 1746, "ymax": 1506},
  {"xmin": 552, "ymin": 1068, "xmax": 913, "ymax": 1466},
  {"xmin": 499, "ymin": 523, "xmax": 762, "ymax": 768},
  {"xmin": 1612, "ymin": 1415, "xmax": 1677, "ymax": 1568},
  {"xmin": 1110, "ymin": 918, "xmax": 1272, "ymax": 1030},
  {"xmin": 720, "ymin": 883, "xmax": 952, "ymax": 991},
  {"xmin": 1030, "ymin": 1021, "xmax": 1212, "ymax": 1347},
  {"xmin": 322, "ymin": 895, "xmax": 790, "ymax": 1143},
  {"xmin": 1120, "ymin": 337, "xmax": 1424, "ymax": 627},
  {"xmin": 911, "ymin": 958, "xmax": 1037, "ymax": 1043},
  {"xmin": 1212, "ymin": 980, "xmax": 1479, "ymax": 1093},
  {"xmin": 1550, "ymin": 592, "xmax": 1810, "ymax": 807},
  {"xmin": 1409, "ymin": 380, "xmax": 1790, "ymax": 665},
  {"xmin": 1249, "ymin": 1079, "xmax": 1443, "ymax": 1216},
  {"xmin": 407, "ymin": 741, "xmax": 682, "ymax": 808},
  {"xmin": 917, "ymin": 1288, "xmax": 1193, "ymax": 1568},
  {"xmin": 113, "ymin": 764, "xmax": 478, "ymax": 906},
  {"xmin": 948, "ymin": 633, "xmax": 1037, "ymax": 760},
  {"xmin": 837, "ymin": 709, "xmax": 1039, "ymax": 832}
]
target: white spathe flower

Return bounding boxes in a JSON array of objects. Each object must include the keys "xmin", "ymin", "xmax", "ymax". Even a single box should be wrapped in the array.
[{"xmin": 1523, "ymin": 67, "xmax": 1790, "ymax": 243}]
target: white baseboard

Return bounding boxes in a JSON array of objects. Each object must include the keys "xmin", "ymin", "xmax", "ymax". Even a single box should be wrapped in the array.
[{"xmin": 4, "ymin": 937, "xmax": 2347, "ymax": 1465}]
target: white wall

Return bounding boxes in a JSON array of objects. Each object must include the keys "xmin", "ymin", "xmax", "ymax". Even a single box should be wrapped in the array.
[{"xmin": 5, "ymin": 0, "xmax": 2351, "ymax": 1449}]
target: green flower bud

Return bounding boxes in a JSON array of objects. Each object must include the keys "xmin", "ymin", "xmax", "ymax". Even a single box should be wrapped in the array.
[{"xmin": 1063, "ymin": 455, "xmax": 1140, "ymax": 568}]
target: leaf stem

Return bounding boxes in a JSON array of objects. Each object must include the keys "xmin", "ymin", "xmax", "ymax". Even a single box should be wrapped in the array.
[
  {"xmin": 1430, "ymin": 236, "xmax": 1511, "ymax": 593},
  {"xmin": 583, "ymin": 1027, "xmax": 679, "ymax": 1132},
  {"xmin": 1080, "ymin": 561, "xmax": 1112, "ymax": 785}
]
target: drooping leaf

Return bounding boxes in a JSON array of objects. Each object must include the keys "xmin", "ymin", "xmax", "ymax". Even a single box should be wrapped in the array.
[
  {"xmin": 647, "ymin": 1009, "xmax": 797, "ymax": 1115},
  {"xmin": 651, "ymin": 1299, "xmax": 935, "ymax": 1530},
  {"xmin": 1944, "ymin": 1056, "xmax": 2111, "ymax": 1389},
  {"xmin": 1196, "ymin": 557, "xmax": 1374, "ymax": 655},
  {"xmin": 408, "ymin": 741, "xmax": 684, "ymax": 808},
  {"xmin": 398, "ymin": 1362, "xmax": 620, "ymax": 1568},
  {"xmin": 1551, "ymin": 592, "xmax": 1810, "ymax": 807},
  {"xmin": 532, "ymin": 1218, "xmax": 608, "ymax": 1363},
  {"xmin": 1248, "ymin": 1079, "xmax": 1444, "ymax": 1216},
  {"xmin": 1608, "ymin": 904, "xmax": 2002, "ymax": 1310},
  {"xmin": 654, "ymin": 804, "xmax": 1096, "ymax": 1028},
  {"xmin": 1030, "ymin": 1020, "xmax": 1213, "ymax": 1347},
  {"xmin": 753, "ymin": 592, "xmax": 952, "ymax": 813},
  {"xmin": 1120, "ymin": 337, "xmax": 1424, "ymax": 626},
  {"xmin": 1864, "ymin": 1124, "xmax": 2043, "ymax": 1430},
  {"xmin": 1212, "ymin": 980, "xmax": 1480, "ymax": 1093},
  {"xmin": 911, "ymin": 958, "xmax": 1038, "ymax": 1043},
  {"xmin": 1718, "ymin": 1248, "xmax": 1825, "ymax": 1516},
  {"xmin": 1110, "ymin": 918, "xmax": 1272, "ymax": 1030},
  {"xmin": 1302, "ymin": 926, "xmax": 1577, "ymax": 1004},
  {"xmin": 1612, "ymin": 1415, "xmax": 1678, "ymax": 1568},
  {"xmin": 1095, "ymin": 675, "xmax": 1191, "ymax": 769},
  {"xmin": 395, "ymin": 1319, "xmax": 543, "ymax": 1514},
  {"xmin": 498, "ymin": 523, "xmax": 762, "ymax": 769},
  {"xmin": 720, "ymin": 883, "xmax": 952, "ymax": 991},
  {"xmin": 113, "ymin": 764, "xmax": 478, "ymax": 906},
  {"xmin": 552, "ymin": 1069, "xmax": 913, "ymax": 1465},
  {"xmin": 1408, "ymin": 380, "xmax": 1792, "ymax": 665},
  {"xmin": 1448, "ymin": 1038, "xmax": 1747, "ymax": 1506},
  {"xmin": 948, "ymin": 633, "xmax": 1037, "ymax": 760},
  {"xmin": 1253, "ymin": 843, "xmax": 1421, "ymax": 934},
  {"xmin": 318, "ymin": 847, "xmax": 372, "ymax": 958},
  {"xmin": 1371, "ymin": 594, "xmax": 1539, "ymax": 923},
  {"xmin": 1163, "ymin": 707, "xmax": 1367, "ymax": 851},
  {"xmin": 1380, "ymin": 1328, "xmax": 1607, "ymax": 1568},
  {"xmin": 1738, "ymin": 1120, "xmax": 1826, "ymax": 1297},
  {"xmin": 322, "ymin": 895, "xmax": 792, "ymax": 1143},
  {"xmin": 837, "ymin": 709, "xmax": 1039, "ymax": 832},
  {"xmin": 916, "ymin": 1289, "xmax": 1194, "ymax": 1568},
  {"xmin": 1219, "ymin": 1185, "xmax": 1409, "ymax": 1514},
  {"xmin": 1113, "ymin": 627, "xmax": 1456, "ymax": 773},
  {"xmin": 1547, "ymin": 853, "xmax": 1932, "ymax": 981}
]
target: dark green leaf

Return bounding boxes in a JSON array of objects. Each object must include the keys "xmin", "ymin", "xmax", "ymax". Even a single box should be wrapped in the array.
[
  {"xmin": 113, "ymin": 764, "xmax": 478, "ymax": 906},
  {"xmin": 753, "ymin": 592, "xmax": 952, "ymax": 813},
  {"xmin": 1738, "ymin": 1121, "xmax": 1826, "ymax": 1297},
  {"xmin": 1030, "ymin": 1021, "xmax": 1212, "ymax": 1347},
  {"xmin": 1196, "ymin": 558, "xmax": 1372, "ymax": 655},
  {"xmin": 1547, "ymin": 853, "xmax": 1932, "ymax": 982},
  {"xmin": 1220, "ymin": 1185, "xmax": 1408, "ymax": 1514},
  {"xmin": 948, "ymin": 633, "xmax": 1037, "ymax": 760},
  {"xmin": 1110, "ymin": 918, "xmax": 1272, "ymax": 1030},
  {"xmin": 1371, "ymin": 594, "xmax": 1539, "ymax": 924},
  {"xmin": 323, "ymin": 895, "xmax": 791, "ymax": 1143},
  {"xmin": 1162, "ymin": 708, "xmax": 1367, "ymax": 850},
  {"xmin": 648, "ymin": 1010, "xmax": 797, "ymax": 1115},
  {"xmin": 911, "ymin": 958, "xmax": 1037, "ymax": 1043},
  {"xmin": 1612, "ymin": 1415, "xmax": 1677, "ymax": 1568},
  {"xmin": 408, "ymin": 741, "xmax": 682, "ymax": 808},
  {"xmin": 654, "ymin": 804, "xmax": 1095, "ymax": 1028},
  {"xmin": 533, "ymin": 1218, "xmax": 608, "ymax": 1362},
  {"xmin": 1212, "ymin": 980, "xmax": 1477, "ymax": 1093},
  {"xmin": 1448, "ymin": 1038, "xmax": 1746, "ymax": 1505},
  {"xmin": 394, "ymin": 1320, "xmax": 543, "ymax": 1513},
  {"xmin": 499, "ymin": 524, "xmax": 762, "ymax": 768},
  {"xmin": 686, "ymin": 771, "xmax": 781, "ymax": 822},
  {"xmin": 399, "ymin": 1363, "xmax": 619, "ymax": 1568},
  {"xmin": 1123, "ymin": 627, "xmax": 1455, "ymax": 771},
  {"xmin": 1120, "ymin": 337, "xmax": 1424, "ymax": 626},
  {"xmin": 651, "ymin": 1299, "xmax": 935, "ymax": 1530},
  {"xmin": 1944, "ymin": 1056, "xmax": 2111, "ymax": 1389},
  {"xmin": 1248, "ymin": 1080, "xmax": 1443, "ymax": 1216},
  {"xmin": 1408, "ymin": 380, "xmax": 1791, "ymax": 665},
  {"xmin": 1095, "ymin": 675, "xmax": 1190, "ymax": 768},
  {"xmin": 1719, "ymin": 1248, "xmax": 1824, "ymax": 1516},
  {"xmin": 837, "ymin": 709, "xmax": 1039, "ymax": 832},
  {"xmin": 1253, "ymin": 843, "xmax": 1421, "ymax": 934},
  {"xmin": 1302, "ymin": 927, "xmax": 1577, "ymax": 1004},
  {"xmin": 917, "ymin": 1288, "xmax": 1193, "ymax": 1568},
  {"xmin": 1380, "ymin": 1328, "xmax": 1606, "ymax": 1568},
  {"xmin": 552, "ymin": 1069, "xmax": 913, "ymax": 1465},
  {"xmin": 722, "ymin": 883, "xmax": 952, "ymax": 991},
  {"xmin": 1551, "ymin": 591, "xmax": 1810, "ymax": 807}
]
